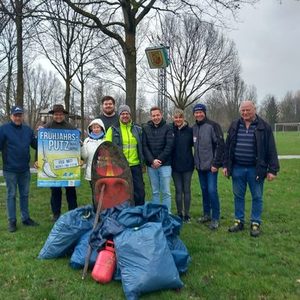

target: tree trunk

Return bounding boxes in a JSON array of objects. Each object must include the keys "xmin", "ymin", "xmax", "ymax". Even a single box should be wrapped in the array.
[
  {"xmin": 15, "ymin": 0, "xmax": 24, "ymax": 107},
  {"xmin": 124, "ymin": 32, "xmax": 137, "ymax": 121},
  {"xmin": 64, "ymin": 76, "xmax": 71, "ymax": 113},
  {"xmin": 5, "ymin": 60, "xmax": 13, "ymax": 120},
  {"xmin": 80, "ymin": 68, "xmax": 85, "ymax": 140}
]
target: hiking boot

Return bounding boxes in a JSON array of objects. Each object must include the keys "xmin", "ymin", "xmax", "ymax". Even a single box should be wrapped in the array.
[
  {"xmin": 208, "ymin": 220, "xmax": 219, "ymax": 230},
  {"xmin": 22, "ymin": 218, "xmax": 39, "ymax": 226},
  {"xmin": 250, "ymin": 222, "xmax": 260, "ymax": 237},
  {"xmin": 197, "ymin": 215, "xmax": 211, "ymax": 224},
  {"xmin": 177, "ymin": 213, "xmax": 184, "ymax": 220},
  {"xmin": 184, "ymin": 215, "xmax": 191, "ymax": 224},
  {"xmin": 228, "ymin": 219, "xmax": 244, "ymax": 233},
  {"xmin": 8, "ymin": 221, "xmax": 17, "ymax": 232}
]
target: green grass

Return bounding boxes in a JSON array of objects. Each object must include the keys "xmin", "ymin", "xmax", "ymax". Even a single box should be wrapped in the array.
[
  {"xmin": 0, "ymin": 159, "xmax": 300, "ymax": 299},
  {"xmin": 274, "ymin": 131, "xmax": 300, "ymax": 155}
]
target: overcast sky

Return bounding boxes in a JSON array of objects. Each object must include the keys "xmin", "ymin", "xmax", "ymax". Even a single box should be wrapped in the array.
[{"xmin": 226, "ymin": 0, "xmax": 300, "ymax": 103}]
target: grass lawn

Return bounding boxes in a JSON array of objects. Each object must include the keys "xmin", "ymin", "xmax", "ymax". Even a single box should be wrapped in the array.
[
  {"xmin": 0, "ymin": 158, "xmax": 300, "ymax": 299},
  {"xmin": 274, "ymin": 131, "xmax": 300, "ymax": 155}
]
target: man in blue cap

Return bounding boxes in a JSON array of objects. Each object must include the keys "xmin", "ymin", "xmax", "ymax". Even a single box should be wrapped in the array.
[
  {"xmin": 192, "ymin": 103, "xmax": 224, "ymax": 230},
  {"xmin": 0, "ymin": 106, "xmax": 39, "ymax": 232}
]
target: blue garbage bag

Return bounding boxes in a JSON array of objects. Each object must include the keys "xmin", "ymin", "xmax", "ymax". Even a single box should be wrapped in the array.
[
  {"xmin": 38, "ymin": 205, "xmax": 94, "ymax": 259},
  {"xmin": 69, "ymin": 229, "xmax": 98, "ymax": 269},
  {"xmin": 114, "ymin": 222, "xmax": 183, "ymax": 300}
]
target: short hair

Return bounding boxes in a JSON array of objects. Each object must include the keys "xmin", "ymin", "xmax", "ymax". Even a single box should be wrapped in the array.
[
  {"xmin": 101, "ymin": 96, "xmax": 115, "ymax": 105},
  {"xmin": 150, "ymin": 106, "xmax": 162, "ymax": 113},
  {"xmin": 173, "ymin": 108, "xmax": 184, "ymax": 117}
]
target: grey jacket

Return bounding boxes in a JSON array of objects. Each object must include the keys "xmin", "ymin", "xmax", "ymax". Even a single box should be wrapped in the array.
[{"xmin": 193, "ymin": 118, "xmax": 224, "ymax": 171}]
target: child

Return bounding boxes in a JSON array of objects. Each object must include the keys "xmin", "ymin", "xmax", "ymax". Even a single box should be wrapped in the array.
[{"xmin": 81, "ymin": 119, "xmax": 106, "ymax": 203}]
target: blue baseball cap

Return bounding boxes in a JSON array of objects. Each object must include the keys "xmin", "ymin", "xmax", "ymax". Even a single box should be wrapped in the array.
[
  {"xmin": 193, "ymin": 103, "xmax": 207, "ymax": 113},
  {"xmin": 11, "ymin": 106, "xmax": 24, "ymax": 115}
]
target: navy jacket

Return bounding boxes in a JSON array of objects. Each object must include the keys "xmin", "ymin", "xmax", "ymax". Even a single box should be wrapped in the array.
[
  {"xmin": 142, "ymin": 119, "xmax": 174, "ymax": 166},
  {"xmin": 223, "ymin": 116, "xmax": 280, "ymax": 180},
  {"xmin": 0, "ymin": 121, "xmax": 37, "ymax": 172},
  {"xmin": 172, "ymin": 122, "xmax": 194, "ymax": 173}
]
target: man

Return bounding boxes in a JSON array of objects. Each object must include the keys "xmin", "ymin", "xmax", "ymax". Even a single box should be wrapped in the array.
[
  {"xmin": 43, "ymin": 104, "xmax": 78, "ymax": 221},
  {"xmin": 106, "ymin": 105, "xmax": 145, "ymax": 206},
  {"xmin": 96, "ymin": 96, "xmax": 119, "ymax": 130},
  {"xmin": 193, "ymin": 103, "xmax": 224, "ymax": 230},
  {"xmin": 0, "ymin": 106, "xmax": 39, "ymax": 232},
  {"xmin": 142, "ymin": 106, "xmax": 174, "ymax": 212},
  {"xmin": 223, "ymin": 100, "xmax": 279, "ymax": 237}
]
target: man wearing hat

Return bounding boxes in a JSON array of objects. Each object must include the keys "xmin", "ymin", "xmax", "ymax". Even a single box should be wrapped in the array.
[
  {"xmin": 192, "ymin": 103, "xmax": 224, "ymax": 230},
  {"xmin": 0, "ymin": 106, "xmax": 39, "ymax": 232},
  {"xmin": 42, "ymin": 104, "xmax": 78, "ymax": 221},
  {"xmin": 105, "ymin": 104, "xmax": 145, "ymax": 205}
]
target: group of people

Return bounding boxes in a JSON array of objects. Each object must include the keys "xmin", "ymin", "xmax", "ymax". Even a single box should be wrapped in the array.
[{"xmin": 0, "ymin": 97, "xmax": 279, "ymax": 237}]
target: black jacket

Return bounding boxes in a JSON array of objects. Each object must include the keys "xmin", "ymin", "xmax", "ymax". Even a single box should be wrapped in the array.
[
  {"xmin": 172, "ymin": 122, "xmax": 194, "ymax": 173},
  {"xmin": 142, "ymin": 119, "xmax": 174, "ymax": 166},
  {"xmin": 223, "ymin": 116, "xmax": 280, "ymax": 180}
]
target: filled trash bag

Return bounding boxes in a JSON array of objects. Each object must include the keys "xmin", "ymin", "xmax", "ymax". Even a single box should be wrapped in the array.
[
  {"xmin": 69, "ymin": 229, "xmax": 98, "ymax": 269},
  {"xmin": 114, "ymin": 222, "xmax": 183, "ymax": 300},
  {"xmin": 38, "ymin": 205, "xmax": 95, "ymax": 259}
]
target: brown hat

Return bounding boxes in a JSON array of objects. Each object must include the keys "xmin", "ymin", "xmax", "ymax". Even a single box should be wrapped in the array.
[{"xmin": 49, "ymin": 104, "xmax": 69, "ymax": 114}]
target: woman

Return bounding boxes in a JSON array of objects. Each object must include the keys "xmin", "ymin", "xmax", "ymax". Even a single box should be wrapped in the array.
[{"xmin": 172, "ymin": 109, "xmax": 194, "ymax": 223}]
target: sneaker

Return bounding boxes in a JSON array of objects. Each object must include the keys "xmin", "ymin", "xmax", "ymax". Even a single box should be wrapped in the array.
[
  {"xmin": 22, "ymin": 218, "xmax": 39, "ymax": 226},
  {"xmin": 197, "ymin": 215, "xmax": 211, "ymax": 224},
  {"xmin": 250, "ymin": 222, "xmax": 260, "ymax": 237},
  {"xmin": 8, "ymin": 221, "xmax": 17, "ymax": 232},
  {"xmin": 208, "ymin": 220, "xmax": 219, "ymax": 230},
  {"xmin": 228, "ymin": 219, "xmax": 244, "ymax": 232},
  {"xmin": 177, "ymin": 213, "xmax": 184, "ymax": 220},
  {"xmin": 184, "ymin": 215, "xmax": 191, "ymax": 224}
]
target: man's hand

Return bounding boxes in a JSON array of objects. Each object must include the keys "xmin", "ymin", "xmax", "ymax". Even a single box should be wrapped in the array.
[
  {"xmin": 211, "ymin": 166, "xmax": 218, "ymax": 173},
  {"xmin": 267, "ymin": 173, "xmax": 276, "ymax": 181},
  {"xmin": 223, "ymin": 167, "xmax": 228, "ymax": 177},
  {"xmin": 34, "ymin": 161, "xmax": 39, "ymax": 169},
  {"xmin": 151, "ymin": 159, "xmax": 162, "ymax": 169}
]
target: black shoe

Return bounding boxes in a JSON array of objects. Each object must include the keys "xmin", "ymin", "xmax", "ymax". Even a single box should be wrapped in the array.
[
  {"xmin": 22, "ymin": 218, "xmax": 39, "ymax": 226},
  {"xmin": 52, "ymin": 214, "xmax": 60, "ymax": 223},
  {"xmin": 177, "ymin": 213, "xmax": 184, "ymax": 220},
  {"xmin": 228, "ymin": 219, "xmax": 244, "ymax": 232},
  {"xmin": 197, "ymin": 215, "xmax": 211, "ymax": 224},
  {"xmin": 8, "ymin": 221, "xmax": 17, "ymax": 232},
  {"xmin": 208, "ymin": 220, "xmax": 219, "ymax": 230},
  {"xmin": 184, "ymin": 215, "xmax": 191, "ymax": 224},
  {"xmin": 250, "ymin": 222, "xmax": 260, "ymax": 237}
]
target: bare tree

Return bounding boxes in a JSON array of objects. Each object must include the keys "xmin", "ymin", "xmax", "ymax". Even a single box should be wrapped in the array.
[
  {"xmin": 259, "ymin": 95, "xmax": 279, "ymax": 130},
  {"xmin": 61, "ymin": 0, "xmax": 257, "ymax": 118},
  {"xmin": 279, "ymin": 91, "xmax": 300, "ymax": 122}
]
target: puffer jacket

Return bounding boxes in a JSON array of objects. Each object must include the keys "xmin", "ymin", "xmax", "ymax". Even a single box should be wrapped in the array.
[
  {"xmin": 193, "ymin": 118, "xmax": 224, "ymax": 171},
  {"xmin": 142, "ymin": 119, "xmax": 174, "ymax": 166},
  {"xmin": 81, "ymin": 119, "xmax": 106, "ymax": 180},
  {"xmin": 223, "ymin": 116, "xmax": 280, "ymax": 180}
]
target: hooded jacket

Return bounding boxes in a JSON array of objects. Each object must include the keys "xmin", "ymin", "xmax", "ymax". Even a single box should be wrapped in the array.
[{"xmin": 81, "ymin": 119, "xmax": 106, "ymax": 180}]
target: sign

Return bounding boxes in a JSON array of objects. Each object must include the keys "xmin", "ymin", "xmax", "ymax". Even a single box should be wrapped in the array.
[
  {"xmin": 37, "ymin": 128, "xmax": 81, "ymax": 187},
  {"xmin": 145, "ymin": 46, "xmax": 169, "ymax": 69}
]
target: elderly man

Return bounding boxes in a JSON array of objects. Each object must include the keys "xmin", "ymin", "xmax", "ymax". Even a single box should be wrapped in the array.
[
  {"xmin": 106, "ymin": 104, "xmax": 145, "ymax": 206},
  {"xmin": 142, "ymin": 106, "xmax": 174, "ymax": 212},
  {"xmin": 43, "ymin": 104, "xmax": 78, "ymax": 221},
  {"xmin": 0, "ymin": 106, "xmax": 39, "ymax": 232},
  {"xmin": 96, "ymin": 96, "xmax": 119, "ymax": 130},
  {"xmin": 223, "ymin": 100, "xmax": 279, "ymax": 237}
]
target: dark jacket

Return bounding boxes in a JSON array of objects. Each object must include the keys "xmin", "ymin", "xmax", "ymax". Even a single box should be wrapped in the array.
[
  {"xmin": 109, "ymin": 121, "xmax": 144, "ymax": 165},
  {"xmin": 172, "ymin": 122, "xmax": 194, "ymax": 173},
  {"xmin": 96, "ymin": 114, "xmax": 119, "ymax": 131},
  {"xmin": 0, "ymin": 121, "xmax": 37, "ymax": 172},
  {"xmin": 193, "ymin": 118, "xmax": 224, "ymax": 171},
  {"xmin": 43, "ymin": 119, "xmax": 75, "ymax": 130},
  {"xmin": 223, "ymin": 116, "xmax": 280, "ymax": 180},
  {"xmin": 142, "ymin": 119, "xmax": 174, "ymax": 166}
]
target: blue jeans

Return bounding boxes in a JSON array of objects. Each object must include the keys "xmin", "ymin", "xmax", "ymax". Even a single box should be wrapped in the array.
[
  {"xmin": 3, "ymin": 170, "xmax": 31, "ymax": 222},
  {"xmin": 172, "ymin": 170, "xmax": 193, "ymax": 216},
  {"xmin": 232, "ymin": 165, "xmax": 264, "ymax": 224},
  {"xmin": 147, "ymin": 165, "xmax": 172, "ymax": 212},
  {"xmin": 197, "ymin": 170, "xmax": 220, "ymax": 221}
]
